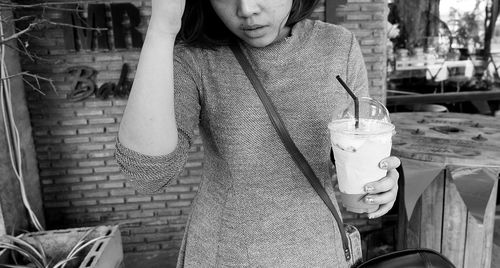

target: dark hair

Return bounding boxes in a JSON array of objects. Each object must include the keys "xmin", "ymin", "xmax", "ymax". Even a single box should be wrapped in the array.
[{"xmin": 177, "ymin": 0, "xmax": 320, "ymax": 48}]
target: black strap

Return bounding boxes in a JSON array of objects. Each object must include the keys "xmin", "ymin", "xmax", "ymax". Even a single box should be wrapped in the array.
[{"xmin": 230, "ymin": 44, "xmax": 352, "ymax": 261}]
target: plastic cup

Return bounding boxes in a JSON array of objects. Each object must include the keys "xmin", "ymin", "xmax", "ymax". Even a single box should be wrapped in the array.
[{"xmin": 328, "ymin": 97, "xmax": 395, "ymax": 213}]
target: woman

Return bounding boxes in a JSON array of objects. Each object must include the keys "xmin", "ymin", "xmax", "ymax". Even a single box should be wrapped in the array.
[{"xmin": 116, "ymin": 0, "xmax": 401, "ymax": 266}]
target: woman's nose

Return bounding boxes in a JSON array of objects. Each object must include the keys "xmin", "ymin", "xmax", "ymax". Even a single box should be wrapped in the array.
[{"xmin": 237, "ymin": 0, "xmax": 261, "ymax": 18}]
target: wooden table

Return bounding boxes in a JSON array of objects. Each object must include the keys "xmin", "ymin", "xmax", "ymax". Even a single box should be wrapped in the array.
[{"xmin": 391, "ymin": 112, "xmax": 500, "ymax": 268}]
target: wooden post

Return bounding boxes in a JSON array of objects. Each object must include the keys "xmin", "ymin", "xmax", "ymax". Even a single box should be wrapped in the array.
[
  {"xmin": 0, "ymin": 4, "xmax": 45, "ymax": 234},
  {"xmin": 325, "ymin": 0, "xmax": 347, "ymax": 24}
]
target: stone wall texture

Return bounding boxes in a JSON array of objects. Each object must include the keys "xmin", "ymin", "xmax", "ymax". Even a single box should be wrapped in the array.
[{"xmin": 16, "ymin": 0, "xmax": 388, "ymax": 265}]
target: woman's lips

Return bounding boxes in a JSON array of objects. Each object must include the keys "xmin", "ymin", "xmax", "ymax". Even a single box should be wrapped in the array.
[{"xmin": 241, "ymin": 25, "xmax": 267, "ymax": 38}]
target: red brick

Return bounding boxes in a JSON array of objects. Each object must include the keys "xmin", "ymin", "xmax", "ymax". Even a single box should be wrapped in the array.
[
  {"xmin": 89, "ymin": 118, "xmax": 115, "ymax": 124},
  {"xmin": 79, "ymin": 160, "xmax": 105, "ymax": 167},
  {"xmin": 94, "ymin": 166, "xmax": 120, "ymax": 173},
  {"xmin": 67, "ymin": 168, "xmax": 93, "ymax": 175},
  {"xmin": 89, "ymin": 150, "xmax": 115, "ymax": 158},
  {"xmin": 98, "ymin": 181, "xmax": 124, "ymax": 189},
  {"xmin": 71, "ymin": 183, "xmax": 97, "ymax": 191},
  {"xmin": 126, "ymin": 196, "xmax": 152, "ymax": 203},
  {"xmin": 78, "ymin": 144, "xmax": 104, "ymax": 151},
  {"xmin": 72, "ymin": 200, "xmax": 98, "ymax": 206},
  {"xmin": 78, "ymin": 127, "xmax": 105, "ymax": 135},
  {"xmin": 83, "ymin": 191, "xmax": 109, "ymax": 198},
  {"xmin": 152, "ymin": 194, "xmax": 178, "ymax": 201},
  {"xmin": 130, "ymin": 226, "xmax": 157, "ymax": 234},
  {"xmin": 60, "ymin": 119, "xmax": 88, "ymax": 126},
  {"xmin": 167, "ymin": 201, "xmax": 192, "ymax": 208},
  {"xmin": 110, "ymin": 188, "xmax": 136, "ymax": 196},
  {"xmin": 81, "ymin": 175, "xmax": 107, "ymax": 182},
  {"xmin": 99, "ymin": 197, "xmax": 125, "ymax": 204},
  {"xmin": 114, "ymin": 204, "xmax": 140, "ymax": 212},
  {"xmin": 157, "ymin": 209, "xmax": 182, "ymax": 217},
  {"xmin": 135, "ymin": 244, "xmax": 160, "ymax": 252},
  {"xmin": 87, "ymin": 206, "xmax": 113, "ymax": 213},
  {"xmin": 85, "ymin": 100, "xmax": 113, "ymax": 108},
  {"xmin": 91, "ymin": 135, "xmax": 116, "ymax": 142},
  {"xmin": 128, "ymin": 211, "xmax": 155, "ymax": 219},
  {"xmin": 54, "ymin": 176, "xmax": 80, "ymax": 184},
  {"xmin": 44, "ymin": 201, "xmax": 70, "ymax": 208},
  {"xmin": 50, "ymin": 129, "xmax": 77, "ymax": 136}
]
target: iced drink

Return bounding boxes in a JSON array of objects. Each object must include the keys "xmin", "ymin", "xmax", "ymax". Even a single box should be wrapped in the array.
[{"xmin": 328, "ymin": 100, "xmax": 394, "ymax": 213}]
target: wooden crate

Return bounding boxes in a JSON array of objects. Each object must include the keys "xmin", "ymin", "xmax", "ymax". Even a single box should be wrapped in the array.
[
  {"xmin": 15, "ymin": 225, "xmax": 123, "ymax": 268},
  {"xmin": 399, "ymin": 170, "xmax": 498, "ymax": 268}
]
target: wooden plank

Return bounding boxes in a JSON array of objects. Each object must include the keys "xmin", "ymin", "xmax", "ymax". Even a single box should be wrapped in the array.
[
  {"xmin": 406, "ymin": 198, "xmax": 422, "ymax": 249},
  {"xmin": 386, "ymin": 90, "xmax": 500, "ymax": 105},
  {"xmin": 396, "ymin": 169, "xmax": 407, "ymax": 250},
  {"xmin": 441, "ymin": 171, "xmax": 467, "ymax": 268},
  {"xmin": 419, "ymin": 170, "xmax": 444, "ymax": 251},
  {"xmin": 483, "ymin": 179, "xmax": 497, "ymax": 268},
  {"xmin": 463, "ymin": 211, "xmax": 485, "ymax": 268},
  {"xmin": 463, "ymin": 177, "xmax": 496, "ymax": 268}
]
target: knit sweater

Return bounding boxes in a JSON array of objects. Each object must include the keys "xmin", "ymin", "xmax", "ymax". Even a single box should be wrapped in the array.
[{"xmin": 116, "ymin": 19, "xmax": 369, "ymax": 267}]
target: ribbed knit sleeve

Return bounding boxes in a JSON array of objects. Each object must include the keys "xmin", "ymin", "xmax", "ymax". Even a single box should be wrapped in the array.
[
  {"xmin": 346, "ymin": 32, "xmax": 370, "ymax": 98},
  {"xmin": 115, "ymin": 45, "xmax": 202, "ymax": 193},
  {"xmin": 115, "ymin": 133, "xmax": 189, "ymax": 193}
]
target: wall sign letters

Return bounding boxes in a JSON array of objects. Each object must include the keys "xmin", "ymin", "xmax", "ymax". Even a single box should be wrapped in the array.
[
  {"xmin": 61, "ymin": 3, "xmax": 143, "ymax": 51},
  {"xmin": 67, "ymin": 64, "xmax": 131, "ymax": 101}
]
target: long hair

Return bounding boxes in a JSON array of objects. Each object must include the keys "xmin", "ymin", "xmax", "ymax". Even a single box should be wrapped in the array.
[{"xmin": 177, "ymin": 0, "xmax": 321, "ymax": 48}]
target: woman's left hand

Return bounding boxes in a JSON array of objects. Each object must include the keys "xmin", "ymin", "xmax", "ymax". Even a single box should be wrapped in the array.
[{"xmin": 363, "ymin": 156, "xmax": 401, "ymax": 219}]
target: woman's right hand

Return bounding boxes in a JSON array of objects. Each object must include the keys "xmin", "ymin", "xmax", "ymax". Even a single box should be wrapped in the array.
[{"xmin": 149, "ymin": 0, "xmax": 186, "ymax": 37}]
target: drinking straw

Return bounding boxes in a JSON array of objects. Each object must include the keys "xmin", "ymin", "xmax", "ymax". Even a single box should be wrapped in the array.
[{"xmin": 335, "ymin": 75, "xmax": 359, "ymax": 128}]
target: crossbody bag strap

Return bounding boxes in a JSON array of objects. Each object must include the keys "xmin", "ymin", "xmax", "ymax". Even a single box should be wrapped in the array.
[{"xmin": 230, "ymin": 44, "xmax": 352, "ymax": 261}]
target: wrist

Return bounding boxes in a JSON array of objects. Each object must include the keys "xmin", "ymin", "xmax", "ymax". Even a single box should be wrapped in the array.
[{"xmin": 148, "ymin": 17, "xmax": 181, "ymax": 40}]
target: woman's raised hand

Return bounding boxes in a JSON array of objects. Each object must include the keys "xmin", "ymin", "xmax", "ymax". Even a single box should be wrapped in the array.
[{"xmin": 150, "ymin": 0, "xmax": 186, "ymax": 37}]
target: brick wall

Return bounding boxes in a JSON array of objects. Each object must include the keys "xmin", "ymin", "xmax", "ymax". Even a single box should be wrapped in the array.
[
  {"xmin": 336, "ymin": 0, "xmax": 388, "ymax": 102},
  {"xmin": 18, "ymin": 0, "xmax": 388, "ymax": 265}
]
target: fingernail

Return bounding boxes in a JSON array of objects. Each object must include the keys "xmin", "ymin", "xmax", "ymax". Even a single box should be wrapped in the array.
[
  {"xmin": 364, "ymin": 185, "xmax": 375, "ymax": 193},
  {"xmin": 365, "ymin": 196, "xmax": 374, "ymax": 204},
  {"xmin": 379, "ymin": 161, "xmax": 388, "ymax": 169}
]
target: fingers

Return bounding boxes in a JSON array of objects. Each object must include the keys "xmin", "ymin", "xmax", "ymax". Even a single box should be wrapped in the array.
[
  {"xmin": 379, "ymin": 156, "xmax": 401, "ymax": 170},
  {"xmin": 367, "ymin": 200, "xmax": 396, "ymax": 219},
  {"xmin": 363, "ymin": 163, "xmax": 400, "ymax": 219},
  {"xmin": 364, "ymin": 168, "xmax": 399, "ymax": 194},
  {"xmin": 364, "ymin": 185, "xmax": 398, "ymax": 206},
  {"xmin": 360, "ymin": 156, "xmax": 401, "ymax": 219}
]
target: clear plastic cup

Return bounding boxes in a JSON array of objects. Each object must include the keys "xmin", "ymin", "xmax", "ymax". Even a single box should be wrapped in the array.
[{"xmin": 328, "ymin": 97, "xmax": 395, "ymax": 213}]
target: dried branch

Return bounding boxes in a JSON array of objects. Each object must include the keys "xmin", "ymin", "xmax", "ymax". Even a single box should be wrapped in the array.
[
  {"xmin": 0, "ymin": 1, "xmax": 107, "ymax": 96},
  {"xmin": 1, "ymin": 72, "xmax": 53, "ymax": 95},
  {"xmin": 1, "ymin": 19, "xmax": 107, "ymax": 45},
  {"xmin": 1, "ymin": 18, "xmax": 37, "ymax": 43},
  {"xmin": 0, "ymin": 1, "xmax": 86, "ymax": 12}
]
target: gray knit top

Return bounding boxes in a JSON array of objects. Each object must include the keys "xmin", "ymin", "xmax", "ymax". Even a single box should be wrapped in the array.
[{"xmin": 116, "ymin": 19, "xmax": 369, "ymax": 267}]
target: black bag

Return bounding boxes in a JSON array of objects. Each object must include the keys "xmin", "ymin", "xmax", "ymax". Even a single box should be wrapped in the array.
[
  {"xmin": 357, "ymin": 248, "xmax": 455, "ymax": 268},
  {"xmin": 231, "ymin": 44, "xmax": 456, "ymax": 268}
]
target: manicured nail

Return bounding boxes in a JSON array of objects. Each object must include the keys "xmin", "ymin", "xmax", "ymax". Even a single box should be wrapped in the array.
[
  {"xmin": 379, "ymin": 161, "xmax": 388, "ymax": 169},
  {"xmin": 365, "ymin": 196, "xmax": 374, "ymax": 204},
  {"xmin": 364, "ymin": 185, "xmax": 375, "ymax": 193}
]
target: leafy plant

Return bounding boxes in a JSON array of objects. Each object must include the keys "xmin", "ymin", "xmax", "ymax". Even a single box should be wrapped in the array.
[
  {"xmin": 0, "ymin": 228, "xmax": 106, "ymax": 268},
  {"xmin": 446, "ymin": 2, "xmax": 485, "ymax": 49}
]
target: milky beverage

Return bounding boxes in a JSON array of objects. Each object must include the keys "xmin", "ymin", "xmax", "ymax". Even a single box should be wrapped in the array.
[{"xmin": 329, "ymin": 117, "xmax": 394, "ymax": 213}]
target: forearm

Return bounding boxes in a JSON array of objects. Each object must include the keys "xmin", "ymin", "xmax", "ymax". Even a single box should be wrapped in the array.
[{"xmin": 118, "ymin": 29, "xmax": 178, "ymax": 156}]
